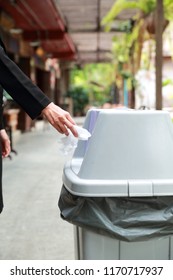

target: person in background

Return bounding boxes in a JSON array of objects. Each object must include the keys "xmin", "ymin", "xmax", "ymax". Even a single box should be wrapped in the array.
[{"xmin": 0, "ymin": 37, "xmax": 78, "ymax": 213}]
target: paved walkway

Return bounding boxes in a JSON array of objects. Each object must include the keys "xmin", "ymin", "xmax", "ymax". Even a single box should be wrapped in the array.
[{"xmin": 0, "ymin": 118, "xmax": 84, "ymax": 260}]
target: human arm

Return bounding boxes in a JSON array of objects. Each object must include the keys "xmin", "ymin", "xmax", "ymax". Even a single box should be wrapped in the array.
[
  {"xmin": 0, "ymin": 129, "xmax": 11, "ymax": 158},
  {"xmin": 0, "ymin": 44, "xmax": 77, "ymax": 137},
  {"xmin": 0, "ymin": 45, "xmax": 50, "ymax": 120}
]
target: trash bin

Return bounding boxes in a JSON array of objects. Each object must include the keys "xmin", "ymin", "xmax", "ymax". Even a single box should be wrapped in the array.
[{"xmin": 59, "ymin": 109, "xmax": 173, "ymax": 260}]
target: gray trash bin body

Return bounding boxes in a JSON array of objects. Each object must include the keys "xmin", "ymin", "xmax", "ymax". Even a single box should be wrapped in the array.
[{"xmin": 59, "ymin": 109, "xmax": 173, "ymax": 260}]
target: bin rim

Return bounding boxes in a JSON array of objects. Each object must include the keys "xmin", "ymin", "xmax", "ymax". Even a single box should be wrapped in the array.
[{"xmin": 63, "ymin": 161, "xmax": 173, "ymax": 197}]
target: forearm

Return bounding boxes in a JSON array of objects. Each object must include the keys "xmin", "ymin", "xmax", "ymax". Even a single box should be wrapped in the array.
[
  {"xmin": 0, "ymin": 43, "xmax": 78, "ymax": 137},
  {"xmin": 0, "ymin": 46, "xmax": 51, "ymax": 119}
]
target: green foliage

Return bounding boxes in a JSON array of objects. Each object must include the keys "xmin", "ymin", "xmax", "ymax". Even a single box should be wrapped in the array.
[
  {"xmin": 69, "ymin": 64, "xmax": 115, "ymax": 107},
  {"xmin": 67, "ymin": 86, "xmax": 89, "ymax": 116},
  {"xmin": 102, "ymin": 0, "xmax": 173, "ymax": 29},
  {"xmin": 164, "ymin": 0, "xmax": 173, "ymax": 21},
  {"xmin": 162, "ymin": 78, "xmax": 173, "ymax": 87},
  {"xmin": 102, "ymin": 0, "xmax": 172, "ymax": 78},
  {"xmin": 102, "ymin": 0, "xmax": 156, "ymax": 29},
  {"xmin": 112, "ymin": 22, "xmax": 140, "ymax": 65}
]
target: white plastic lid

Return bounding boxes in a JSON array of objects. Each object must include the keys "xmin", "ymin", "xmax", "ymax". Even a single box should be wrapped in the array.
[{"xmin": 63, "ymin": 109, "xmax": 173, "ymax": 197}]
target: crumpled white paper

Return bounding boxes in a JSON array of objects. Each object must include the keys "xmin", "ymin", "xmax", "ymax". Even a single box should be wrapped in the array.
[{"xmin": 59, "ymin": 125, "xmax": 91, "ymax": 155}]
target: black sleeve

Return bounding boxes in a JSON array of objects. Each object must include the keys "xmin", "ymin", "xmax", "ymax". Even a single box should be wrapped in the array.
[{"xmin": 0, "ymin": 45, "xmax": 51, "ymax": 120}]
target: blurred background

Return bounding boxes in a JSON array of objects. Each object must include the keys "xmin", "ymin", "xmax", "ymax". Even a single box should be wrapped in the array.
[
  {"xmin": 0, "ymin": 0, "xmax": 173, "ymax": 260},
  {"xmin": 1, "ymin": 0, "xmax": 173, "ymax": 135}
]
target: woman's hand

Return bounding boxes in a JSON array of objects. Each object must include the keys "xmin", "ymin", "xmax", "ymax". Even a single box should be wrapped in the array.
[
  {"xmin": 41, "ymin": 102, "xmax": 78, "ymax": 137},
  {"xmin": 0, "ymin": 129, "xmax": 11, "ymax": 158}
]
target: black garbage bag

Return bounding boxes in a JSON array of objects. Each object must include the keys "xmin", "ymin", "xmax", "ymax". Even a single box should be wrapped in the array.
[{"xmin": 58, "ymin": 185, "xmax": 173, "ymax": 242}]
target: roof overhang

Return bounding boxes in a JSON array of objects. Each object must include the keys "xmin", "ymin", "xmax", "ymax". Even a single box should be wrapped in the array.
[
  {"xmin": 0, "ymin": 0, "xmax": 138, "ymax": 64},
  {"xmin": 0, "ymin": 0, "xmax": 76, "ymax": 60}
]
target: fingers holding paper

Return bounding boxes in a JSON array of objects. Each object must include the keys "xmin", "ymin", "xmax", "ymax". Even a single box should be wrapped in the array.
[{"xmin": 41, "ymin": 102, "xmax": 78, "ymax": 137}]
